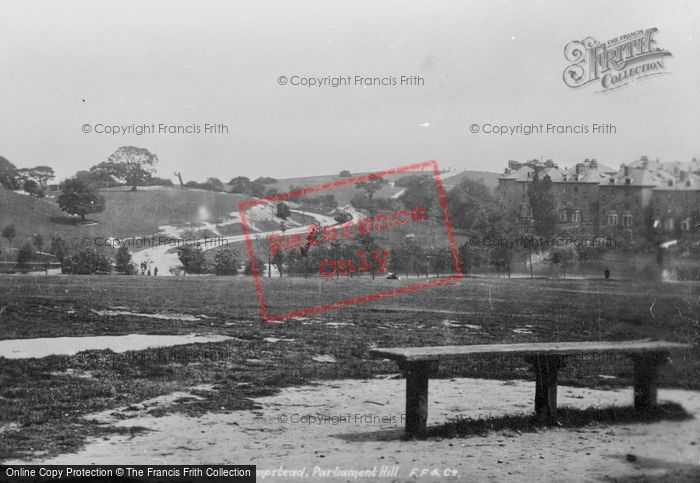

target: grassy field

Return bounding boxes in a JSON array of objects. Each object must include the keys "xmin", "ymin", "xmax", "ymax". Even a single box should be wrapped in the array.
[
  {"xmin": 0, "ymin": 188, "xmax": 251, "ymax": 249},
  {"xmin": 0, "ymin": 274, "xmax": 698, "ymax": 460}
]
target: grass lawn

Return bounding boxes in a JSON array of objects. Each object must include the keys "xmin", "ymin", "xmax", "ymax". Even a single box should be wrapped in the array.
[{"xmin": 0, "ymin": 274, "xmax": 698, "ymax": 460}]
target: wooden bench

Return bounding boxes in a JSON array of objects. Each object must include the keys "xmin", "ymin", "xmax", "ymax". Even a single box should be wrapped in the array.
[{"xmin": 370, "ymin": 339, "xmax": 690, "ymax": 437}]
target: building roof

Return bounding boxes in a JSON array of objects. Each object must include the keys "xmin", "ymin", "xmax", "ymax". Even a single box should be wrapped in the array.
[{"xmin": 652, "ymin": 174, "xmax": 700, "ymax": 191}]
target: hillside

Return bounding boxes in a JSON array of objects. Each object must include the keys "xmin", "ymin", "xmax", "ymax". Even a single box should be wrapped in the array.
[
  {"xmin": 0, "ymin": 187, "xmax": 252, "ymax": 251},
  {"xmin": 440, "ymin": 170, "xmax": 500, "ymax": 191},
  {"xmin": 263, "ymin": 169, "xmax": 451, "ymax": 206}
]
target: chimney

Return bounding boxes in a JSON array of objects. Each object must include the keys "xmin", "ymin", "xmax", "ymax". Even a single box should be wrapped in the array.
[
  {"xmin": 623, "ymin": 164, "xmax": 629, "ymax": 177},
  {"xmin": 591, "ymin": 159, "xmax": 598, "ymax": 168}
]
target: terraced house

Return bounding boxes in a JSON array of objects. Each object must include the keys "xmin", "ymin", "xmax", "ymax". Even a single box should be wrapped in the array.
[{"xmin": 497, "ymin": 156, "xmax": 700, "ymax": 233}]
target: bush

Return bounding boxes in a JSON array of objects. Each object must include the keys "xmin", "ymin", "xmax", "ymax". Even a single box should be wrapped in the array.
[
  {"xmin": 244, "ymin": 257, "xmax": 266, "ymax": 276},
  {"xmin": 276, "ymin": 202, "xmax": 291, "ymax": 220},
  {"xmin": 115, "ymin": 245, "xmax": 136, "ymax": 274},
  {"xmin": 177, "ymin": 245, "xmax": 207, "ymax": 274},
  {"xmin": 149, "ymin": 177, "xmax": 174, "ymax": 186},
  {"xmin": 254, "ymin": 176, "xmax": 277, "ymax": 185},
  {"xmin": 62, "ymin": 249, "xmax": 112, "ymax": 274},
  {"xmin": 214, "ymin": 249, "xmax": 239, "ymax": 275},
  {"xmin": 16, "ymin": 243, "xmax": 34, "ymax": 267}
]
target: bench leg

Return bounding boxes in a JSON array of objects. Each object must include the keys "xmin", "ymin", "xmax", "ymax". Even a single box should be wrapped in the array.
[
  {"xmin": 631, "ymin": 352, "xmax": 668, "ymax": 411},
  {"xmin": 526, "ymin": 355, "xmax": 564, "ymax": 423},
  {"xmin": 400, "ymin": 361, "xmax": 434, "ymax": 438}
]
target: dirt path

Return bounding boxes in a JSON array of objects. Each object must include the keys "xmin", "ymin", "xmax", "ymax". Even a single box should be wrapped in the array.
[
  {"xmin": 130, "ymin": 203, "xmax": 355, "ymax": 277},
  {"xmin": 5, "ymin": 378, "xmax": 699, "ymax": 481}
]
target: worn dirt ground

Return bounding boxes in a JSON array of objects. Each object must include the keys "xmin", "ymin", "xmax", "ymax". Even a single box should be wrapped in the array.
[{"xmin": 4, "ymin": 378, "xmax": 699, "ymax": 482}]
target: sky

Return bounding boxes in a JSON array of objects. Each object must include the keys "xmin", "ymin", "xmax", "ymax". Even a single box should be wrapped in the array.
[{"xmin": 1, "ymin": 0, "xmax": 699, "ymax": 183}]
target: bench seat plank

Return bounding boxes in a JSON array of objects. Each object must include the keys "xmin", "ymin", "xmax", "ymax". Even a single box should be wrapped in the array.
[{"xmin": 370, "ymin": 339, "xmax": 688, "ymax": 362}]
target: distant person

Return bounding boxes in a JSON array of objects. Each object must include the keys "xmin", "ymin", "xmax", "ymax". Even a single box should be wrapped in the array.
[
  {"xmin": 44, "ymin": 263, "xmax": 49, "ymax": 275},
  {"xmin": 604, "ymin": 267, "xmax": 610, "ymax": 280},
  {"xmin": 147, "ymin": 269, "xmax": 151, "ymax": 276},
  {"xmin": 154, "ymin": 267, "xmax": 158, "ymax": 276}
]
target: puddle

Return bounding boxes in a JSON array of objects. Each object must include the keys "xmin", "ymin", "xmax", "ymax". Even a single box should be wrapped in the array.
[
  {"xmin": 0, "ymin": 334, "xmax": 232, "ymax": 359},
  {"xmin": 512, "ymin": 328, "xmax": 533, "ymax": 334},
  {"xmin": 91, "ymin": 309, "xmax": 202, "ymax": 322},
  {"xmin": 263, "ymin": 338, "xmax": 295, "ymax": 343},
  {"xmin": 50, "ymin": 368, "xmax": 95, "ymax": 379},
  {"xmin": 312, "ymin": 355, "xmax": 337, "ymax": 363},
  {"xmin": 441, "ymin": 319, "xmax": 461, "ymax": 327}
]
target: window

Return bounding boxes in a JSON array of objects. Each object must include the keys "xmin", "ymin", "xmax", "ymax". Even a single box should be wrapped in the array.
[
  {"xmin": 664, "ymin": 218, "xmax": 674, "ymax": 231},
  {"xmin": 520, "ymin": 204, "xmax": 529, "ymax": 218},
  {"xmin": 607, "ymin": 212, "xmax": 618, "ymax": 226},
  {"xmin": 622, "ymin": 213, "xmax": 632, "ymax": 227},
  {"xmin": 574, "ymin": 186, "xmax": 578, "ymax": 193},
  {"xmin": 681, "ymin": 219, "xmax": 690, "ymax": 231},
  {"xmin": 572, "ymin": 210, "xmax": 581, "ymax": 223},
  {"xmin": 559, "ymin": 210, "xmax": 568, "ymax": 222}
]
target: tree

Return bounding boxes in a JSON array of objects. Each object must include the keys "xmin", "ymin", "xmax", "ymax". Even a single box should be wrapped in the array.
[
  {"xmin": 397, "ymin": 176, "xmax": 437, "ymax": 215},
  {"xmin": 2, "ymin": 224, "xmax": 16, "ymax": 246},
  {"xmin": 206, "ymin": 177, "xmax": 225, "ymax": 191},
  {"xmin": 62, "ymin": 249, "xmax": 112, "ymax": 274},
  {"xmin": 549, "ymin": 245, "xmax": 576, "ymax": 278},
  {"xmin": 244, "ymin": 256, "xmax": 266, "ymax": 275},
  {"xmin": 33, "ymin": 233, "xmax": 43, "ymax": 252},
  {"xmin": 23, "ymin": 179, "xmax": 40, "ymax": 196},
  {"xmin": 75, "ymin": 169, "xmax": 117, "ymax": 189},
  {"xmin": 57, "ymin": 178, "xmax": 105, "ymax": 223},
  {"xmin": 50, "ymin": 234, "xmax": 66, "ymax": 262},
  {"xmin": 355, "ymin": 174, "xmax": 388, "ymax": 203},
  {"xmin": 254, "ymin": 176, "xmax": 277, "ymax": 185},
  {"xmin": 458, "ymin": 242, "xmax": 487, "ymax": 276},
  {"xmin": 358, "ymin": 232, "xmax": 383, "ymax": 279},
  {"xmin": 228, "ymin": 176, "xmax": 265, "ymax": 197},
  {"xmin": 177, "ymin": 244, "xmax": 207, "ymax": 274},
  {"xmin": 31, "ymin": 166, "xmax": 55, "ymax": 189},
  {"xmin": 292, "ymin": 224, "xmax": 323, "ymax": 278},
  {"xmin": 527, "ymin": 172, "xmax": 558, "ymax": 236},
  {"xmin": 0, "ymin": 156, "xmax": 19, "ymax": 190},
  {"xmin": 214, "ymin": 249, "xmax": 240, "ymax": 275},
  {"xmin": 173, "ymin": 171, "xmax": 184, "ymax": 186},
  {"xmin": 16, "ymin": 242, "xmax": 33, "ymax": 267},
  {"xmin": 339, "ymin": 170, "xmax": 352, "ymax": 178},
  {"xmin": 115, "ymin": 245, "xmax": 136, "ymax": 274},
  {"xmin": 93, "ymin": 146, "xmax": 159, "ymax": 190},
  {"xmin": 333, "ymin": 210, "xmax": 352, "ymax": 224},
  {"xmin": 276, "ymin": 202, "xmax": 291, "ymax": 220},
  {"xmin": 446, "ymin": 179, "xmax": 497, "ymax": 231}
]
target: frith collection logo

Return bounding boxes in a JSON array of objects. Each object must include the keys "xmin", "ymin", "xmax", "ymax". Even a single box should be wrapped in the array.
[{"xmin": 563, "ymin": 28, "xmax": 672, "ymax": 92}]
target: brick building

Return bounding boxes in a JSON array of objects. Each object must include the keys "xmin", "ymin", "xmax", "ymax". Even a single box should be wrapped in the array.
[{"xmin": 496, "ymin": 156, "xmax": 700, "ymax": 233}]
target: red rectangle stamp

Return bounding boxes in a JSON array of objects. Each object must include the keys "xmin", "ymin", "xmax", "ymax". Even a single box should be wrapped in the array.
[{"xmin": 238, "ymin": 160, "xmax": 462, "ymax": 322}]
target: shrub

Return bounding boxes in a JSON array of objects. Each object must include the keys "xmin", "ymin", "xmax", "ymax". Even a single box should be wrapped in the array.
[
  {"xmin": 214, "ymin": 249, "xmax": 239, "ymax": 275},
  {"xmin": 62, "ymin": 249, "xmax": 112, "ymax": 274},
  {"xmin": 115, "ymin": 245, "xmax": 136, "ymax": 274},
  {"xmin": 16, "ymin": 243, "xmax": 34, "ymax": 267},
  {"xmin": 177, "ymin": 245, "xmax": 207, "ymax": 274},
  {"xmin": 244, "ymin": 257, "xmax": 266, "ymax": 276}
]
